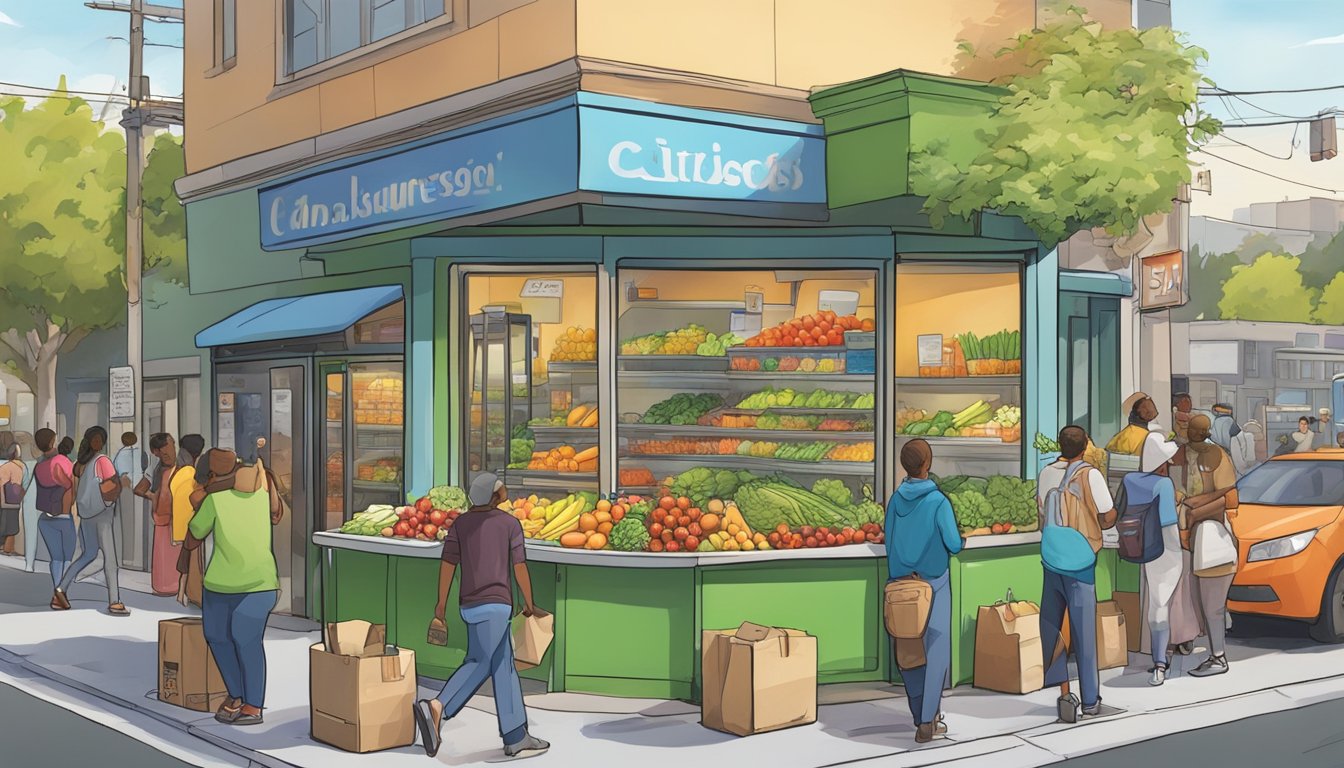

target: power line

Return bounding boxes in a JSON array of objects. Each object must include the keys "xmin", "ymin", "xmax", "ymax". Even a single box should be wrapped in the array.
[
  {"xmin": 1200, "ymin": 84, "xmax": 1344, "ymax": 96},
  {"xmin": 1196, "ymin": 148, "xmax": 1342, "ymax": 194},
  {"xmin": 1206, "ymin": 126, "xmax": 1299, "ymax": 161},
  {"xmin": 0, "ymin": 79, "xmax": 181, "ymax": 102},
  {"xmin": 1219, "ymin": 113, "xmax": 1344, "ymax": 129}
]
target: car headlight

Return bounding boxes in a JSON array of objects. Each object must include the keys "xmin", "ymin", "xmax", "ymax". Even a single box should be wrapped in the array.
[{"xmin": 1247, "ymin": 529, "xmax": 1318, "ymax": 563}]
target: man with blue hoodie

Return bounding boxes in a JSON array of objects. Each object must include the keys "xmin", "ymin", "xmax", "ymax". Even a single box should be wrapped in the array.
[{"xmin": 886, "ymin": 438, "xmax": 963, "ymax": 743}]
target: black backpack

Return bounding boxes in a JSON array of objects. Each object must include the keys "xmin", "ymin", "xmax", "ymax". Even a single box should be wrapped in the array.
[{"xmin": 1115, "ymin": 477, "xmax": 1165, "ymax": 564}]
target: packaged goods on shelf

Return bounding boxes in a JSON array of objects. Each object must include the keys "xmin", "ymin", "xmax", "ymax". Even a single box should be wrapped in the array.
[
  {"xmin": 619, "ymin": 467, "xmax": 658, "ymax": 487},
  {"xmin": 549, "ymin": 327, "xmax": 597, "ymax": 362},
  {"xmin": 527, "ymin": 445, "xmax": 598, "ymax": 472},
  {"xmin": 353, "ymin": 376, "xmax": 404, "ymax": 425},
  {"xmin": 355, "ymin": 457, "xmax": 401, "ymax": 483},
  {"xmin": 729, "ymin": 348, "xmax": 847, "ymax": 373}
]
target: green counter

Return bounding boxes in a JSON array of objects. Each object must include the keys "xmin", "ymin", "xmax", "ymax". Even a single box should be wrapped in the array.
[{"xmin": 314, "ymin": 532, "xmax": 1135, "ymax": 698}]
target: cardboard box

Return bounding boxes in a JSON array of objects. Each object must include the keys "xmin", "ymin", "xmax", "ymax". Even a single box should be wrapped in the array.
[
  {"xmin": 1096, "ymin": 601, "xmax": 1128, "ymax": 670},
  {"xmin": 310, "ymin": 620, "xmax": 417, "ymax": 753},
  {"xmin": 974, "ymin": 604, "xmax": 1044, "ymax": 694},
  {"xmin": 702, "ymin": 622, "xmax": 817, "ymax": 737},
  {"xmin": 158, "ymin": 618, "xmax": 228, "ymax": 712},
  {"xmin": 1112, "ymin": 591, "xmax": 1143, "ymax": 653}
]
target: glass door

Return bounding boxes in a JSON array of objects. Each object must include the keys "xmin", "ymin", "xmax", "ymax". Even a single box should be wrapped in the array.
[
  {"xmin": 350, "ymin": 361, "xmax": 404, "ymax": 512},
  {"xmin": 321, "ymin": 363, "xmax": 348, "ymax": 532},
  {"xmin": 270, "ymin": 366, "xmax": 307, "ymax": 617}
]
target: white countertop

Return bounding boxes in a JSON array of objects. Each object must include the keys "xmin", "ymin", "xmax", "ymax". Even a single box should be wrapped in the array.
[{"xmin": 314, "ymin": 529, "xmax": 1043, "ymax": 567}]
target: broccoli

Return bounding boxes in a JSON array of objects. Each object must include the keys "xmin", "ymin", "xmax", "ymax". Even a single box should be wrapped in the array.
[
  {"xmin": 610, "ymin": 517, "xmax": 651, "ymax": 552},
  {"xmin": 811, "ymin": 478, "xmax": 853, "ymax": 508}
]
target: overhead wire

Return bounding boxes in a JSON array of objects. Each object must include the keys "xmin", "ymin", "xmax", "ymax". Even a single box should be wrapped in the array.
[
  {"xmin": 1195, "ymin": 148, "xmax": 1342, "ymax": 194},
  {"xmin": 1200, "ymin": 84, "xmax": 1344, "ymax": 96}
]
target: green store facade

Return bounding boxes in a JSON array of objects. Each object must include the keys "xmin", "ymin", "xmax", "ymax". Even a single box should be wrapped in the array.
[{"xmin": 157, "ymin": 69, "xmax": 1139, "ymax": 698}]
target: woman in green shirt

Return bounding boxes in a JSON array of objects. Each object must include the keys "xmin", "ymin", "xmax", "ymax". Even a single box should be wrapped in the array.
[{"xmin": 178, "ymin": 447, "xmax": 279, "ymax": 726}]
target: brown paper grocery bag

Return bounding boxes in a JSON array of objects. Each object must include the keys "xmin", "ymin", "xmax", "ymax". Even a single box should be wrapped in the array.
[
  {"xmin": 1096, "ymin": 601, "xmax": 1128, "ymax": 670},
  {"xmin": 973, "ymin": 604, "xmax": 1044, "ymax": 694},
  {"xmin": 512, "ymin": 612, "xmax": 554, "ymax": 670}
]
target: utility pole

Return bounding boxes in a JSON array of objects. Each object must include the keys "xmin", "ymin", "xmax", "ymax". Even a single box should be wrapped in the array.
[{"xmin": 86, "ymin": 0, "xmax": 183, "ymax": 569}]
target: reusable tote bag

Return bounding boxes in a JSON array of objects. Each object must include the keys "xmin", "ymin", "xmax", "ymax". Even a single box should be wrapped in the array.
[{"xmin": 1193, "ymin": 519, "xmax": 1238, "ymax": 577}]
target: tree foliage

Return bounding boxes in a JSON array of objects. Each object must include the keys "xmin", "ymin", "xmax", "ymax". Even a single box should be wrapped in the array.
[
  {"xmin": 1218, "ymin": 253, "xmax": 1319, "ymax": 323},
  {"xmin": 1299, "ymin": 229, "xmax": 1344, "ymax": 294},
  {"xmin": 912, "ymin": 8, "xmax": 1220, "ymax": 247},
  {"xmin": 143, "ymin": 131, "xmax": 187, "ymax": 287},
  {"xmin": 1312, "ymin": 272, "xmax": 1344, "ymax": 325}
]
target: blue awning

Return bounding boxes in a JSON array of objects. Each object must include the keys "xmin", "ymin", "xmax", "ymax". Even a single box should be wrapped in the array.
[{"xmin": 196, "ymin": 285, "xmax": 404, "ymax": 348}]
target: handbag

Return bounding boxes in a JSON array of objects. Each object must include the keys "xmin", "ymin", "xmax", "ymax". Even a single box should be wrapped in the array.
[
  {"xmin": 2, "ymin": 461, "xmax": 29, "ymax": 506},
  {"xmin": 1193, "ymin": 519, "xmax": 1238, "ymax": 577},
  {"xmin": 885, "ymin": 575, "xmax": 933, "ymax": 671}
]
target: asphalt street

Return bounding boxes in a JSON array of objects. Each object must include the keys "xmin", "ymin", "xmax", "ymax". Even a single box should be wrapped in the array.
[
  {"xmin": 1048, "ymin": 695, "xmax": 1344, "ymax": 768},
  {"xmin": 0, "ymin": 681, "xmax": 197, "ymax": 768}
]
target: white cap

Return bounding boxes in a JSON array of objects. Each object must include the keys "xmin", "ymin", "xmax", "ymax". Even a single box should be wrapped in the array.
[{"xmin": 1141, "ymin": 431, "xmax": 1178, "ymax": 472}]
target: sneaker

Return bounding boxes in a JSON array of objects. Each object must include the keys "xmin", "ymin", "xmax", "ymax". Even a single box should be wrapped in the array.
[
  {"xmin": 504, "ymin": 734, "xmax": 550, "ymax": 759},
  {"xmin": 1150, "ymin": 665, "xmax": 1167, "ymax": 686},
  {"xmin": 1081, "ymin": 697, "xmax": 1104, "ymax": 717},
  {"xmin": 413, "ymin": 699, "xmax": 443, "ymax": 758},
  {"xmin": 1189, "ymin": 655, "xmax": 1229, "ymax": 678},
  {"xmin": 1057, "ymin": 693, "xmax": 1080, "ymax": 724}
]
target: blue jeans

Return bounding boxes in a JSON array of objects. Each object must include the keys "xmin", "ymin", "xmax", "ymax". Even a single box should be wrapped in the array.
[
  {"xmin": 435, "ymin": 603, "xmax": 528, "ymax": 746},
  {"xmin": 202, "ymin": 589, "xmax": 277, "ymax": 708},
  {"xmin": 36, "ymin": 515, "xmax": 76, "ymax": 588},
  {"xmin": 1040, "ymin": 568, "xmax": 1099, "ymax": 708},
  {"xmin": 899, "ymin": 571, "xmax": 951, "ymax": 726}
]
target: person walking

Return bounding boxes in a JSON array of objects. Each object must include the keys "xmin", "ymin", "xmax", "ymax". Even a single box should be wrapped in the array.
[
  {"xmin": 1291, "ymin": 416, "xmax": 1316, "ymax": 453},
  {"xmin": 15, "ymin": 432, "xmax": 40, "ymax": 573},
  {"xmin": 33, "ymin": 429, "xmax": 75, "ymax": 595},
  {"xmin": 1037, "ymin": 426, "xmax": 1116, "ymax": 722},
  {"xmin": 884, "ymin": 439, "xmax": 962, "ymax": 743},
  {"xmin": 1231, "ymin": 420, "xmax": 1261, "ymax": 477},
  {"xmin": 54, "ymin": 427, "xmax": 128, "ymax": 616},
  {"xmin": 1122, "ymin": 432, "xmax": 1181, "ymax": 686},
  {"xmin": 0, "ymin": 443, "xmax": 26, "ymax": 556},
  {"xmin": 413, "ymin": 473, "xmax": 549, "ymax": 760},
  {"xmin": 172, "ymin": 435, "xmax": 207, "ymax": 608},
  {"xmin": 178, "ymin": 447, "xmax": 280, "ymax": 726},
  {"xmin": 1176, "ymin": 415, "xmax": 1240, "ymax": 677},
  {"xmin": 134, "ymin": 433, "xmax": 180, "ymax": 596}
]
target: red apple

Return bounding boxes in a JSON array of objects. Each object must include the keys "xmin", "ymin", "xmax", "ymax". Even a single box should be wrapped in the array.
[
  {"xmin": 394, "ymin": 521, "xmax": 412, "ymax": 537},
  {"xmin": 429, "ymin": 510, "xmax": 447, "ymax": 526}
]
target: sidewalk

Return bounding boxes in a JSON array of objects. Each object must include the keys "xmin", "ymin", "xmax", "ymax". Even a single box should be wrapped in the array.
[{"xmin": 3, "ymin": 556, "xmax": 1344, "ymax": 768}]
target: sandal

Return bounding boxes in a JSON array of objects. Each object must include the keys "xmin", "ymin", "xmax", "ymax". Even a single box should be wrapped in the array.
[
  {"xmin": 108, "ymin": 603, "xmax": 130, "ymax": 616},
  {"xmin": 51, "ymin": 590, "xmax": 70, "ymax": 611},
  {"xmin": 215, "ymin": 700, "xmax": 242, "ymax": 724}
]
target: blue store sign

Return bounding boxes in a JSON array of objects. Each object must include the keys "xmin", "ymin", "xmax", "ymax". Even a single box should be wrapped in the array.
[
  {"xmin": 578, "ymin": 98, "xmax": 825, "ymax": 205},
  {"xmin": 258, "ymin": 95, "xmax": 825, "ymax": 250}
]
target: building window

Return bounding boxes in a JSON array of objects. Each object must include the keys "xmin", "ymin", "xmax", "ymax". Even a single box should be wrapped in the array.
[
  {"xmin": 213, "ymin": 0, "xmax": 237, "ymax": 71},
  {"xmin": 1296, "ymin": 332, "xmax": 1320, "ymax": 348},
  {"xmin": 1278, "ymin": 359, "xmax": 1294, "ymax": 380},
  {"xmin": 285, "ymin": 0, "xmax": 447, "ymax": 74},
  {"xmin": 1243, "ymin": 341, "xmax": 1258, "ymax": 377}
]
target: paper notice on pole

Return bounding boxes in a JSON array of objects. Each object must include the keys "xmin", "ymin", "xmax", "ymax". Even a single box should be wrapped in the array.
[
  {"xmin": 917, "ymin": 335, "xmax": 944, "ymax": 366},
  {"xmin": 109, "ymin": 366, "xmax": 134, "ymax": 419},
  {"xmin": 218, "ymin": 413, "xmax": 236, "ymax": 452}
]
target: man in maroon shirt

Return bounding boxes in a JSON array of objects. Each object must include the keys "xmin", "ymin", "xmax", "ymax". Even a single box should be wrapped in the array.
[{"xmin": 413, "ymin": 473, "xmax": 549, "ymax": 760}]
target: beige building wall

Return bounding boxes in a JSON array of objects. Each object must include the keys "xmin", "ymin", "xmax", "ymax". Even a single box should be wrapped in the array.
[{"xmin": 184, "ymin": 0, "xmax": 1131, "ymax": 174}]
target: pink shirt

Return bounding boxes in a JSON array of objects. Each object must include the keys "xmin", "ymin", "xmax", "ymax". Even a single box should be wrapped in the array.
[{"xmin": 35, "ymin": 454, "xmax": 73, "ymax": 489}]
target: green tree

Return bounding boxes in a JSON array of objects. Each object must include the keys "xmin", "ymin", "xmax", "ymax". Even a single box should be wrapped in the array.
[
  {"xmin": 1312, "ymin": 272, "xmax": 1344, "ymax": 325},
  {"xmin": 1174, "ymin": 233, "xmax": 1294, "ymax": 321},
  {"xmin": 0, "ymin": 82, "xmax": 127, "ymax": 428},
  {"xmin": 1299, "ymin": 230, "xmax": 1344, "ymax": 294},
  {"xmin": 912, "ymin": 8, "xmax": 1220, "ymax": 247},
  {"xmin": 1218, "ymin": 253, "xmax": 1318, "ymax": 323},
  {"xmin": 142, "ymin": 131, "xmax": 187, "ymax": 289}
]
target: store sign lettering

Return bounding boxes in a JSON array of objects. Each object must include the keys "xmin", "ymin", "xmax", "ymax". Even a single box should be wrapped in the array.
[
  {"xmin": 258, "ymin": 108, "xmax": 577, "ymax": 250},
  {"xmin": 580, "ymin": 106, "xmax": 824, "ymax": 204},
  {"xmin": 1139, "ymin": 249, "xmax": 1187, "ymax": 310}
]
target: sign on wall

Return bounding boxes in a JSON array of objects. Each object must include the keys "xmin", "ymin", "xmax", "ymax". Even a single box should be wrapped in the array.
[
  {"xmin": 1139, "ymin": 250, "xmax": 1186, "ymax": 310},
  {"xmin": 109, "ymin": 366, "xmax": 134, "ymax": 420},
  {"xmin": 258, "ymin": 107, "xmax": 579, "ymax": 250},
  {"xmin": 578, "ymin": 104, "xmax": 825, "ymax": 205}
]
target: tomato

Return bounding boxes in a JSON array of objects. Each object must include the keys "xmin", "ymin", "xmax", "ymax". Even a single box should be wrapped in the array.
[
  {"xmin": 665, "ymin": 541, "xmax": 681, "ymax": 553},
  {"xmin": 422, "ymin": 524, "xmax": 439, "ymax": 538},
  {"xmin": 674, "ymin": 527, "xmax": 689, "ymax": 541},
  {"xmin": 664, "ymin": 514, "xmax": 678, "ymax": 529},
  {"xmin": 687, "ymin": 522, "xmax": 703, "ymax": 538},
  {"xmin": 776, "ymin": 523, "xmax": 790, "ymax": 535},
  {"xmin": 659, "ymin": 496, "xmax": 676, "ymax": 511},
  {"xmin": 678, "ymin": 515, "xmax": 691, "ymax": 528},
  {"xmin": 428, "ymin": 510, "xmax": 447, "ymax": 526},
  {"xmin": 685, "ymin": 535, "xmax": 700, "ymax": 551},
  {"xmin": 676, "ymin": 496, "xmax": 692, "ymax": 510},
  {"xmin": 854, "ymin": 530, "xmax": 867, "ymax": 543},
  {"xmin": 828, "ymin": 330, "xmax": 844, "ymax": 345},
  {"xmin": 805, "ymin": 536, "xmax": 818, "ymax": 548},
  {"xmin": 612, "ymin": 507, "xmax": 625, "ymax": 523},
  {"xmin": 649, "ymin": 522, "xmax": 665, "ymax": 537},
  {"xmin": 394, "ymin": 521, "xmax": 412, "ymax": 537},
  {"xmin": 415, "ymin": 497, "xmax": 433, "ymax": 514},
  {"xmin": 648, "ymin": 539, "xmax": 665, "ymax": 552},
  {"xmin": 802, "ymin": 316, "xmax": 815, "ymax": 331}
]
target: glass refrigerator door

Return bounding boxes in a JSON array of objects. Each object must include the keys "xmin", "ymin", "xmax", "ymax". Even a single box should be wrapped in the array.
[
  {"xmin": 322, "ymin": 365, "xmax": 347, "ymax": 531},
  {"xmin": 469, "ymin": 313, "xmax": 529, "ymax": 484},
  {"xmin": 350, "ymin": 362, "xmax": 404, "ymax": 512}
]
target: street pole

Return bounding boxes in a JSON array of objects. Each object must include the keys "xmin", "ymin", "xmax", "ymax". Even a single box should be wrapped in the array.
[{"xmin": 86, "ymin": 0, "xmax": 183, "ymax": 570}]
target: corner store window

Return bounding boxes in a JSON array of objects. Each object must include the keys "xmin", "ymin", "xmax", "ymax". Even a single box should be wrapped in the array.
[
  {"xmin": 463, "ymin": 271, "xmax": 599, "ymax": 497},
  {"xmin": 616, "ymin": 268, "xmax": 878, "ymax": 528},
  {"xmin": 894, "ymin": 262, "xmax": 1027, "ymax": 538}
]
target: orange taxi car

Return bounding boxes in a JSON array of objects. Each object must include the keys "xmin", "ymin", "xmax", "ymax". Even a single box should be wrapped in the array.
[{"xmin": 1230, "ymin": 449, "xmax": 1344, "ymax": 641}]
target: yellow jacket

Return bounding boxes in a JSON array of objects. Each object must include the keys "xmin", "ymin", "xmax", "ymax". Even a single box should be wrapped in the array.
[{"xmin": 1105, "ymin": 424, "xmax": 1150, "ymax": 455}]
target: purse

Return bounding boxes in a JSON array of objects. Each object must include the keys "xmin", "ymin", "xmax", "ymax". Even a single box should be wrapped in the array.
[
  {"xmin": 1193, "ymin": 519, "xmax": 1239, "ymax": 577},
  {"xmin": 885, "ymin": 575, "xmax": 933, "ymax": 671}
]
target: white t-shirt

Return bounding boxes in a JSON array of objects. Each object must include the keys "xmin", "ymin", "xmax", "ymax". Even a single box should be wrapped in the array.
[{"xmin": 1037, "ymin": 460, "xmax": 1115, "ymax": 515}]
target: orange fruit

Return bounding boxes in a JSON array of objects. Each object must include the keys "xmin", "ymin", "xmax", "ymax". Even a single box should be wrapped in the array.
[{"xmin": 578, "ymin": 513, "xmax": 598, "ymax": 532}]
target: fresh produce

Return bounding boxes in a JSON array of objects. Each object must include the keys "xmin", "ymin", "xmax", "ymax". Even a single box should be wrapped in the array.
[
  {"xmin": 948, "ymin": 489, "xmax": 994, "ymax": 533},
  {"xmin": 566, "ymin": 404, "xmax": 599, "ymax": 428},
  {"xmin": 934, "ymin": 475, "xmax": 989, "ymax": 496},
  {"xmin": 734, "ymin": 479, "xmax": 848, "ymax": 533},
  {"xmin": 338, "ymin": 505, "xmax": 398, "ymax": 536},
  {"xmin": 625, "ymin": 497, "xmax": 656, "ymax": 522},
  {"xmin": 527, "ymin": 445, "xmax": 598, "ymax": 472},
  {"xmin": 644, "ymin": 495, "xmax": 709, "ymax": 553},
  {"xmin": 555, "ymin": 499, "xmax": 622, "ymax": 548},
  {"xmin": 766, "ymin": 522, "xmax": 885, "ymax": 550},
  {"xmin": 611, "ymin": 516, "xmax": 652, "ymax": 551},
  {"xmin": 534, "ymin": 493, "xmax": 594, "ymax": 541},
  {"xmin": 903, "ymin": 410, "xmax": 955, "ymax": 436},
  {"xmin": 619, "ymin": 467, "xmax": 658, "ymax": 487},
  {"xmin": 735, "ymin": 388, "xmax": 872, "ymax": 410},
  {"xmin": 696, "ymin": 332, "xmax": 745, "ymax": 356},
  {"xmin": 952, "ymin": 400, "xmax": 993, "ymax": 429},
  {"xmin": 668, "ymin": 468, "xmax": 755, "ymax": 508},
  {"xmin": 377, "ymin": 503, "xmax": 460, "ymax": 540},
  {"xmin": 986, "ymin": 476, "xmax": 1037, "ymax": 529},
  {"xmin": 894, "ymin": 407, "xmax": 928, "ymax": 432},
  {"xmin": 826, "ymin": 442, "xmax": 875, "ymax": 462},
  {"xmin": 427, "ymin": 485, "xmax": 468, "ymax": 512},
  {"xmin": 743, "ymin": 311, "xmax": 874, "ymax": 348},
  {"xmin": 550, "ymin": 326, "xmax": 597, "ymax": 362},
  {"xmin": 956, "ymin": 329, "xmax": 1021, "ymax": 362},
  {"xmin": 510, "ymin": 438, "xmax": 535, "ymax": 466},
  {"xmin": 811, "ymin": 478, "xmax": 853, "ymax": 508},
  {"xmin": 993, "ymin": 405, "xmax": 1021, "ymax": 428},
  {"xmin": 641, "ymin": 393, "xmax": 724, "ymax": 425},
  {"xmin": 730, "ymin": 353, "xmax": 848, "ymax": 373},
  {"xmin": 356, "ymin": 458, "xmax": 401, "ymax": 483},
  {"xmin": 704, "ymin": 516, "xmax": 771, "ymax": 552},
  {"xmin": 1034, "ymin": 432, "xmax": 1061, "ymax": 452}
]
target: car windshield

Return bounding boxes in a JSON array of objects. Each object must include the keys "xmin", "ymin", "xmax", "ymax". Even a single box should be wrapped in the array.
[{"xmin": 1237, "ymin": 460, "xmax": 1344, "ymax": 506}]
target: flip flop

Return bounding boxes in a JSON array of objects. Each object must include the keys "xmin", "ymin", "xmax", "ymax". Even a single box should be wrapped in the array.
[
  {"xmin": 413, "ymin": 699, "xmax": 443, "ymax": 758},
  {"xmin": 108, "ymin": 603, "xmax": 130, "ymax": 616}
]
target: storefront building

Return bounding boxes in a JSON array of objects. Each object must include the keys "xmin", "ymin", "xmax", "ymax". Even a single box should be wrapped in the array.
[{"xmin": 164, "ymin": 0, "xmax": 1144, "ymax": 694}]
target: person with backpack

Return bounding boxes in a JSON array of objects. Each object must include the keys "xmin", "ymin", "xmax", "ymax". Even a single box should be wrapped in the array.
[
  {"xmin": 1036, "ymin": 426, "xmax": 1116, "ymax": 723},
  {"xmin": 53, "ymin": 427, "xmax": 129, "ymax": 616},
  {"xmin": 134, "ymin": 433, "xmax": 181, "ymax": 596},
  {"xmin": 1119, "ymin": 432, "xmax": 1181, "ymax": 686},
  {"xmin": 884, "ymin": 439, "xmax": 963, "ymax": 743},
  {"xmin": 32, "ymin": 429, "xmax": 75, "ymax": 593}
]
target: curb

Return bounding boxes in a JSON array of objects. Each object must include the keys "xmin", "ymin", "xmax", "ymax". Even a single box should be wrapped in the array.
[{"xmin": 0, "ymin": 646, "xmax": 299, "ymax": 768}]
